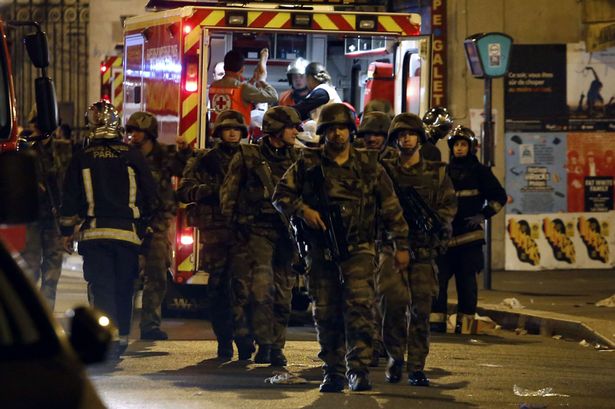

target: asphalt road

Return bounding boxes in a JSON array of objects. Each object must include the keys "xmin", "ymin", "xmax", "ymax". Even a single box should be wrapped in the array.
[{"xmin": 56, "ymin": 257, "xmax": 615, "ymax": 409}]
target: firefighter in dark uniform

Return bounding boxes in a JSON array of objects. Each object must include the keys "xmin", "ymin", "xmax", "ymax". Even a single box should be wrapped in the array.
[
  {"xmin": 220, "ymin": 106, "xmax": 302, "ymax": 366},
  {"xmin": 353, "ymin": 110, "xmax": 396, "ymax": 367},
  {"xmin": 378, "ymin": 113, "xmax": 457, "ymax": 387},
  {"xmin": 431, "ymin": 126, "xmax": 507, "ymax": 333},
  {"xmin": 273, "ymin": 103, "xmax": 410, "ymax": 393},
  {"xmin": 177, "ymin": 110, "xmax": 245, "ymax": 359},
  {"xmin": 60, "ymin": 101, "xmax": 156, "ymax": 357},
  {"xmin": 126, "ymin": 111, "xmax": 191, "ymax": 341},
  {"xmin": 421, "ymin": 107, "xmax": 454, "ymax": 161}
]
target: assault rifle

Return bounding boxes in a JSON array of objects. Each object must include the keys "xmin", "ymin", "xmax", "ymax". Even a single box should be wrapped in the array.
[
  {"xmin": 396, "ymin": 184, "xmax": 447, "ymax": 246},
  {"xmin": 305, "ymin": 164, "xmax": 350, "ymax": 263},
  {"xmin": 252, "ymin": 158, "xmax": 308, "ymax": 273}
]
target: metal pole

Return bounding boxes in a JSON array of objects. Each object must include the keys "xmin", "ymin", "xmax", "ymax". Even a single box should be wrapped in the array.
[{"xmin": 483, "ymin": 76, "xmax": 493, "ymax": 290}]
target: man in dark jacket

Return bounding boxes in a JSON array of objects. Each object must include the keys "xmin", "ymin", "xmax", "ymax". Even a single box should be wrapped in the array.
[{"xmin": 60, "ymin": 101, "xmax": 156, "ymax": 358}]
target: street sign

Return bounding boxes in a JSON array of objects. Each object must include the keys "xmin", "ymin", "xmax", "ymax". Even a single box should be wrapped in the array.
[{"xmin": 464, "ymin": 32, "xmax": 513, "ymax": 78}]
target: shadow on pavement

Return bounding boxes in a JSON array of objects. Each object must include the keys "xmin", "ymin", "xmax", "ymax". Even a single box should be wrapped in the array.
[{"xmin": 432, "ymin": 333, "xmax": 542, "ymax": 347}]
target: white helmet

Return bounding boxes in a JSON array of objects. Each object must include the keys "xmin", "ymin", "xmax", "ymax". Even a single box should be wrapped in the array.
[{"xmin": 286, "ymin": 57, "xmax": 309, "ymax": 82}]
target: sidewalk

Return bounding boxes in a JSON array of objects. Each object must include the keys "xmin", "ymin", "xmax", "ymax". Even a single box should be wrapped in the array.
[{"xmin": 458, "ymin": 269, "xmax": 615, "ymax": 348}]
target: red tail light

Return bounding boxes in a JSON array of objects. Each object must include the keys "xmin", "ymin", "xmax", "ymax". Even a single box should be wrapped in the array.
[
  {"xmin": 180, "ymin": 233, "xmax": 194, "ymax": 245},
  {"xmin": 183, "ymin": 55, "xmax": 199, "ymax": 93},
  {"xmin": 100, "ymin": 64, "xmax": 108, "ymax": 73}
]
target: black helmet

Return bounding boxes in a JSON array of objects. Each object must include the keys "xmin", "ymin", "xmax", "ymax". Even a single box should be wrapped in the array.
[
  {"xmin": 357, "ymin": 111, "xmax": 391, "ymax": 138},
  {"xmin": 447, "ymin": 125, "xmax": 478, "ymax": 154},
  {"xmin": 423, "ymin": 107, "xmax": 453, "ymax": 142},
  {"xmin": 388, "ymin": 113, "xmax": 426, "ymax": 144},
  {"xmin": 316, "ymin": 103, "xmax": 357, "ymax": 136},
  {"xmin": 262, "ymin": 106, "xmax": 302, "ymax": 135}
]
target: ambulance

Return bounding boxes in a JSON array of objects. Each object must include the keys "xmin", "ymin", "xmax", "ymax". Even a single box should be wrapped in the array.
[
  {"xmin": 123, "ymin": 0, "xmax": 433, "ymax": 313},
  {"xmin": 100, "ymin": 55, "xmax": 124, "ymax": 116}
]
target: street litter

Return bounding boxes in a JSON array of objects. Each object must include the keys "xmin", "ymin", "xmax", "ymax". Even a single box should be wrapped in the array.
[
  {"xmin": 579, "ymin": 339, "xmax": 590, "ymax": 347},
  {"xmin": 264, "ymin": 372, "xmax": 308, "ymax": 385},
  {"xmin": 519, "ymin": 403, "xmax": 547, "ymax": 409},
  {"xmin": 500, "ymin": 298, "xmax": 526, "ymax": 309},
  {"xmin": 595, "ymin": 294, "xmax": 615, "ymax": 307},
  {"xmin": 515, "ymin": 328, "xmax": 528, "ymax": 336},
  {"xmin": 478, "ymin": 363, "xmax": 503, "ymax": 368},
  {"xmin": 513, "ymin": 385, "xmax": 570, "ymax": 397},
  {"xmin": 469, "ymin": 338, "xmax": 484, "ymax": 344},
  {"xmin": 552, "ymin": 335, "xmax": 562, "ymax": 340}
]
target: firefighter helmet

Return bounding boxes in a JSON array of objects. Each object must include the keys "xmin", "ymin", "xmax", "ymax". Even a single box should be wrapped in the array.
[
  {"xmin": 423, "ymin": 107, "xmax": 453, "ymax": 142},
  {"xmin": 287, "ymin": 57, "xmax": 309, "ymax": 82},
  {"xmin": 357, "ymin": 111, "xmax": 391, "ymax": 138},
  {"xmin": 447, "ymin": 125, "xmax": 478, "ymax": 154},
  {"xmin": 262, "ymin": 106, "xmax": 302, "ymax": 136},
  {"xmin": 85, "ymin": 100, "xmax": 121, "ymax": 139},
  {"xmin": 316, "ymin": 103, "xmax": 357, "ymax": 136},
  {"xmin": 126, "ymin": 112, "xmax": 158, "ymax": 140},
  {"xmin": 363, "ymin": 99, "xmax": 395, "ymax": 120},
  {"xmin": 212, "ymin": 109, "xmax": 248, "ymax": 139},
  {"xmin": 388, "ymin": 113, "xmax": 426, "ymax": 144}
]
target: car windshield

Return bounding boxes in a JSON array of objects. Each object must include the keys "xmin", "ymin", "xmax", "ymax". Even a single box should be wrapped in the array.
[{"xmin": 0, "ymin": 37, "xmax": 12, "ymax": 141}]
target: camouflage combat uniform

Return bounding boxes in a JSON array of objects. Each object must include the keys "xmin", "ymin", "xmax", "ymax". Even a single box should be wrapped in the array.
[
  {"xmin": 220, "ymin": 106, "xmax": 302, "ymax": 363},
  {"xmin": 177, "ymin": 111, "xmax": 246, "ymax": 357},
  {"xmin": 272, "ymin": 145, "xmax": 409, "ymax": 379},
  {"xmin": 378, "ymin": 113, "xmax": 457, "ymax": 382},
  {"xmin": 126, "ymin": 112, "xmax": 191, "ymax": 338},
  {"xmin": 21, "ymin": 136, "xmax": 72, "ymax": 310},
  {"xmin": 355, "ymin": 111, "xmax": 397, "ymax": 364}
]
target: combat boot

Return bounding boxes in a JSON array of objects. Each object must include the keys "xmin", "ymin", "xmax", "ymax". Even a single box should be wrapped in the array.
[
  {"xmin": 385, "ymin": 358, "xmax": 403, "ymax": 383},
  {"xmin": 140, "ymin": 328, "xmax": 168, "ymax": 341},
  {"xmin": 319, "ymin": 373, "xmax": 345, "ymax": 393},
  {"xmin": 408, "ymin": 370, "xmax": 430, "ymax": 387},
  {"xmin": 348, "ymin": 371, "xmax": 372, "ymax": 392},
  {"xmin": 217, "ymin": 340, "xmax": 233, "ymax": 360},
  {"xmin": 236, "ymin": 337, "xmax": 255, "ymax": 361},
  {"xmin": 254, "ymin": 344, "xmax": 272, "ymax": 364},
  {"xmin": 270, "ymin": 348, "xmax": 287, "ymax": 367}
]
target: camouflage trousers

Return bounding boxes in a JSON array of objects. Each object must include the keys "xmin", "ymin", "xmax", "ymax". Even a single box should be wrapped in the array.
[
  {"xmin": 308, "ymin": 251, "xmax": 375, "ymax": 378},
  {"xmin": 199, "ymin": 228, "xmax": 236, "ymax": 346},
  {"xmin": 377, "ymin": 250, "xmax": 438, "ymax": 372},
  {"xmin": 140, "ymin": 229, "xmax": 171, "ymax": 333},
  {"xmin": 231, "ymin": 228, "xmax": 295, "ymax": 348},
  {"xmin": 21, "ymin": 221, "xmax": 64, "ymax": 311}
]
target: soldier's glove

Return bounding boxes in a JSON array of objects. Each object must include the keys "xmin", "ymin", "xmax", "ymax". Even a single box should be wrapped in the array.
[
  {"xmin": 464, "ymin": 214, "xmax": 484, "ymax": 228},
  {"xmin": 140, "ymin": 227, "xmax": 154, "ymax": 255}
]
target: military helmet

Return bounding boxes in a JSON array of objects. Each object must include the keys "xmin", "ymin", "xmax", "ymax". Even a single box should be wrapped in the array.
[
  {"xmin": 316, "ymin": 103, "xmax": 357, "ymax": 136},
  {"xmin": 262, "ymin": 106, "xmax": 302, "ymax": 135},
  {"xmin": 126, "ymin": 112, "xmax": 158, "ymax": 140},
  {"xmin": 388, "ymin": 113, "xmax": 426, "ymax": 144},
  {"xmin": 357, "ymin": 111, "xmax": 391, "ymax": 138},
  {"xmin": 447, "ymin": 125, "xmax": 478, "ymax": 154},
  {"xmin": 423, "ymin": 107, "xmax": 453, "ymax": 142},
  {"xmin": 85, "ymin": 100, "xmax": 121, "ymax": 139},
  {"xmin": 213, "ymin": 109, "xmax": 248, "ymax": 139},
  {"xmin": 363, "ymin": 99, "xmax": 395, "ymax": 120}
]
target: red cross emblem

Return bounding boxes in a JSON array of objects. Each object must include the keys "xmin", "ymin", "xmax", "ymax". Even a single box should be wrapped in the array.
[{"xmin": 213, "ymin": 94, "xmax": 231, "ymax": 112}]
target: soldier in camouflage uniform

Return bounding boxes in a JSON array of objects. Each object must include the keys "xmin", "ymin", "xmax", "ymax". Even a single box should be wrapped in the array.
[
  {"xmin": 126, "ymin": 111, "xmax": 191, "ymax": 341},
  {"xmin": 21, "ymin": 109, "xmax": 72, "ymax": 310},
  {"xmin": 272, "ymin": 103, "xmax": 410, "ymax": 392},
  {"xmin": 220, "ymin": 106, "xmax": 302, "ymax": 366},
  {"xmin": 378, "ymin": 113, "xmax": 457, "ymax": 387},
  {"xmin": 354, "ymin": 110, "xmax": 396, "ymax": 367},
  {"xmin": 177, "ymin": 110, "xmax": 245, "ymax": 359}
]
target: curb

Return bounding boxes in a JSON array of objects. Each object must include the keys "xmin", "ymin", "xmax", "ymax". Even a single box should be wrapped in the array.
[{"xmin": 477, "ymin": 304, "xmax": 615, "ymax": 349}]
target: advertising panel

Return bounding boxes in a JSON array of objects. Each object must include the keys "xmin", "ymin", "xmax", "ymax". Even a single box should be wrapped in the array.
[
  {"xmin": 505, "ymin": 132, "xmax": 567, "ymax": 214},
  {"xmin": 505, "ymin": 212, "xmax": 615, "ymax": 270}
]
